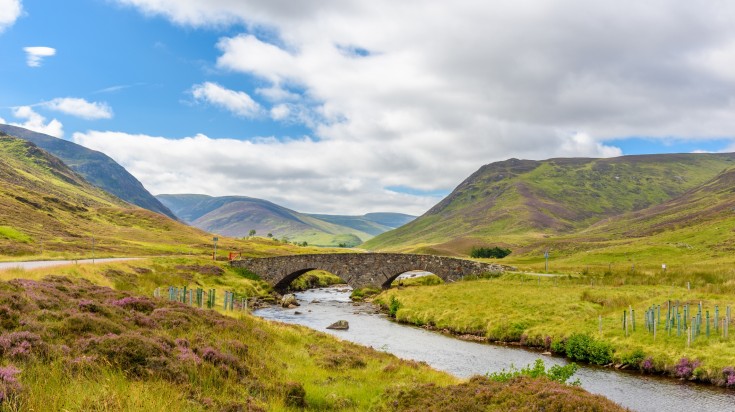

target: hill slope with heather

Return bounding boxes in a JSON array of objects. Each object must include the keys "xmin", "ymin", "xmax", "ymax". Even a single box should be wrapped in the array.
[
  {"xmin": 364, "ymin": 153, "xmax": 735, "ymax": 256},
  {"xmin": 157, "ymin": 194, "xmax": 411, "ymax": 247},
  {"xmin": 0, "ymin": 124, "xmax": 177, "ymax": 220}
]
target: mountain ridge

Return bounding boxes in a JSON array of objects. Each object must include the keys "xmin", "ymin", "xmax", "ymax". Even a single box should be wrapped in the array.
[
  {"xmin": 157, "ymin": 194, "xmax": 415, "ymax": 247},
  {"xmin": 363, "ymin": 152, "xmax": 735, "ymax": 255},
  {"xmin": 0, "ymin": 124, "xmax": 177, "ymax": 220}
]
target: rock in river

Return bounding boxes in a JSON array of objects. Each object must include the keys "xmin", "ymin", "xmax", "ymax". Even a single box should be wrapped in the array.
[
  {"xmin": 281, "ymin": 294, "xmax": 299, "ymax": 308},
  {"xmin": 326, "ymin": 320, "xmax": 349, "ymax": 330}
]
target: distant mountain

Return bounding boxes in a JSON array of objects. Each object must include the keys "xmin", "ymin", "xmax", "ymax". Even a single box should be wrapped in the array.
[
  {"xmin": 157, "ymin": 194, "xmax": 380, "ymax": 247},
  {"xmin": 0, "ymin": 134, "xmax": 215, "ymax": 256},
  {"xmin": 363, "ymin": 153, "xmax": 735, "ymax": 255},
  {"xmin": 0, "ymin": 124, "xmax": 177, "ymax": 220},
  {"xmin": 306, "ymin": 213, "xmax": 415, "ymax": 236}
]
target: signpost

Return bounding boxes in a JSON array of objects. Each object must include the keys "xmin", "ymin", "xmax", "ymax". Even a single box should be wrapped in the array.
[
  {"xmin": 213, "ymin": 237, "xmax": 219, "ymax": 261},
  {"xmin": 544, "ymin": 249, "xmax": 549, "ymax": 273}
]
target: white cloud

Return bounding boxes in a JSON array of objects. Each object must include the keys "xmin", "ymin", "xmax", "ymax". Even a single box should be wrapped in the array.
[
  {"xmin": 43, "ymin": 98, "xmax": 113, "ymax": 120},
  {"xmin": 270, "ymin": 104, "xmax": 290, "ymax": 121},
  {"xmin": 191, "ymin": 81, "xmax": 261, "ymax": 117},
  {"xmin": 23, "ymin": 46, "xmax": 56, "ymax": 67},
  {"xmin": 0, "ymin": 0, "xmax": 21, "ymax": 33},
  {"xmin": 9, "ymin": 106, "xmax": 63, "ymax": 138},
  {"xmin": 108, "ymin": 0, "xmax": 735, "ymax": 213}
]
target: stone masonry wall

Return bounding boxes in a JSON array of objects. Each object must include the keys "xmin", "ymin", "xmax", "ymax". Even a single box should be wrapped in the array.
[{"xmin": 231, "ymin": 253, "xmax": 514, "ymax": 290}]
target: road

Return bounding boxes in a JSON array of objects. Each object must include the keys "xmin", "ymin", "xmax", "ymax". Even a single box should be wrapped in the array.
[{"xmin": 0, "ymin": 257, "xmax": 141, "ymax": 271}]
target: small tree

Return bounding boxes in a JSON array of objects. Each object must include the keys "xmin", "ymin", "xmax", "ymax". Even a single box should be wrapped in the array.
[
  {"xmin": 267, "ymin": 233, "xmax": 273, "ymax": 238},
  {"xmin": 470, "ymin": 246, "xmax": 512, "ymax": 259},
  {"xmin": 248, "ymin": 229, "xmax": 256, "ymax": 237}
]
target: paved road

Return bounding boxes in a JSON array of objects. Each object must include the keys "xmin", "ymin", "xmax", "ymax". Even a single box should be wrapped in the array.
[{"xmin": 0, "ymin": 257, "xmax": 141, "ymax": 271}]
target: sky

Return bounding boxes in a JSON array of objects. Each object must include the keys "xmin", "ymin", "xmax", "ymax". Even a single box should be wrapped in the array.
[{"xmin": 2, "ymin": 0, "xmax": 735, "ymax": 215}]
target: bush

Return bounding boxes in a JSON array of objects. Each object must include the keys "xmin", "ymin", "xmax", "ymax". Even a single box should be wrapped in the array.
[
  {"xmin": 564, "ymin": 333, "xmax": 612, "ymax": 365},
  {"xmin": 487, "ymin": 359, "xmax": 580, "ymax": 386},
  {"xmin": 470, "ymin": 246, "xmax": 511, "ymax": 259},
  {"xmin": 388, "ymin": 296, "xmax": 401, "ymax": 318}
]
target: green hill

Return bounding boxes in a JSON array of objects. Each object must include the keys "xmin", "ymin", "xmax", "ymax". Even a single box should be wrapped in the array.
[
  {"xmin": 157, "ymin": 194, "xmax": 373, "ymax": 247},
  {"xmin": 0, "ymin": 124, "xmax": 177, "ymax": 220},
  {"xmin": 363, "ymin": 153, "xmax": 735, "ymax": 256},
  {"xmin": 0, "ymin": 134, "xmax": 247, "ymax": 258}
]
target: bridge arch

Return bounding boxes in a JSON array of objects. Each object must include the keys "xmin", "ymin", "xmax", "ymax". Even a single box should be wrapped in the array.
[{"xmin": 232, "ymin": 253, "xmax": 512, "ymax": 291}]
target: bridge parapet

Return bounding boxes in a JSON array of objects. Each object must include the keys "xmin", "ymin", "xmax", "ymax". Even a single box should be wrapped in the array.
[{"xmin": 231, "ymin": 253, "xmax": 514, "ymax": 290}]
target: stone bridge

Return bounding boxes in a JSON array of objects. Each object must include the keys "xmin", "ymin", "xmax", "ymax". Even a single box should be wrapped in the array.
[{"xmin": 231, "ymin": 253, "xmax": 514, "ymax": 291}]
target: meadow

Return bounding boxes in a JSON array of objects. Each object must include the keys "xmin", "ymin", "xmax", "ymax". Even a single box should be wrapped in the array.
[{"xmin": 375, "ymin": 270, "xmax": 735, "ymax": 388}]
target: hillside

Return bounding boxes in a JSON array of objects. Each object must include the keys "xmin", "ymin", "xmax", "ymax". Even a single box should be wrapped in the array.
[
  {"xmin": 157, "ymin": 194, "xmax": 373, "ymax": 247},
  {"xmin": 364, "ymin": 153, "xmax": 735, "ymax": 255},
  {"xmin": 538, "ymin": 164, "xmax": 735, "ymax": 265},
  {"xmin": 0, "ymin": 124, "xmax": 177, "ymax": 220},
  {"xmin": 0, "ymin": 134, "xmax": 248, "ymax": 258}
]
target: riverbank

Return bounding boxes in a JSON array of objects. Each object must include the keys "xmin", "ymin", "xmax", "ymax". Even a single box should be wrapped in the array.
[{"xmin": 373, "ymin": 274, "xmax": 735, "ymax": 389}]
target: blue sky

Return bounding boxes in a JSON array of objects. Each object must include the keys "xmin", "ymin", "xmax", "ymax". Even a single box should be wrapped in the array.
[{"xmin": 2, "ymin": 0, "xmax": 735, "ymax": 214}]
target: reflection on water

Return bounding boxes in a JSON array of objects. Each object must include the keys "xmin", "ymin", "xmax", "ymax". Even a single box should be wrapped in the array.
[{"xmin": 255, "ymin": 286, "xmax": 735, "ymax": 412}]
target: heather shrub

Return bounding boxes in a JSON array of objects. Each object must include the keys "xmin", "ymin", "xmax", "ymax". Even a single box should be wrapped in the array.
[
  {"xmin": 111, "ymin": 296, "xmax": 156, "ymax": 314},
  {"xmin": 0, "ymin": 331, "xmax": 48, "ymax": 360},
  {"xmin": 59, "ymin": 312, "xmax": 123, "ymax": 336},
  {"xmin": 722, "ymin": 367, "xmax": 735, "ymax": 387},
  {"xmin": 77, "ymin": 299, "xmax": 107, "ymax": 315},
  {"xmin": 674, "ymin": 357, "xmax": 700, "ymax": 379},
  {"xmin": 83, "ymin": 333, "xmax": 171, "ymax": 378},
  {"xmin": 0, "ymin": 365, "xmax": 22, "ymax": 403},
  {"xmin": 0, "ymin": 306, "xmax": 20, "ymax": 330},
  {"xmin": 198, "ymin": 346, "xmax": 247, "ymax": 377},
  {"xmin": 150, "ymin": 307, "xmax": 194, "ymax": 329}
]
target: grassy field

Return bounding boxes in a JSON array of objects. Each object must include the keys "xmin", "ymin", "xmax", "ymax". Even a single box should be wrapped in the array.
[
  {"xmin": 375, "ymin": 272, "xmax": 735, "ymax": 387},
  {"xmin": 0, "ymin": 257, "xmax": 627, "ymax": 411}
]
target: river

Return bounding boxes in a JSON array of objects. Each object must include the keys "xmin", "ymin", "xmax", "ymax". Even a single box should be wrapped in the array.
[{"xmin": 255, "ymin": 286, "xmax": 735, "ymax": 412}]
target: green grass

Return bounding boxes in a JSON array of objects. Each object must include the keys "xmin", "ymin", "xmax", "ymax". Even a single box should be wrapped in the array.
[
  {"xmin": 375, "ymin": 273, "xmax": 735, "ymax": 387},
  {"xmin": 0, "ymin": 226, "xmax": 31, "ymax": 243}
]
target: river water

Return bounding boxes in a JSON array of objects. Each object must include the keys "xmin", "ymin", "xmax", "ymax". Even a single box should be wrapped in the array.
[{"xmin": 255, "ymin": 286, "xmax": 735, "ymax": 412}]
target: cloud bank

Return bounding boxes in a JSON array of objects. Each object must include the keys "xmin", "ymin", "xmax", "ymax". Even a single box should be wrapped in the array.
[{"xmin": 94, "ymin": 0, "xmax": 735, "ymax": 214}]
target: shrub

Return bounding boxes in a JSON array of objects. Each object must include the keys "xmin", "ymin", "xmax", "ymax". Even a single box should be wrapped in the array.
[
  {"xmin": 111, "ymin": 296, "xmax": 156, "ymax": 314},
  {"xmin": 470, "ymin": 246, "xmax": 512, "ymax": 259},
  {"xmin": 388, "ymin": 296, "xmax": 401, "ymax": 318},
  {"xmin": 83, "ymin": 333, "xmax": 170, "ymax": 378},
  {"xmin": 0, "ymin": 331, "xmax": 48, "ymax": 360},
  {"xmin": 0, "ymin": 365, "xmax": 22, "ymax": 403},
  {"xmin": 674, "ymin": 357, "xmax": 700, "ymax": 379},
  {"xmin": 487, "ymin": 359, "xmax": 580, "ymax": 386},
  {"xmin": 722, "ymin": 367, "xmax": 735, "ymax": 387},
  {"xmin": 564, "ymin": 333, "xmax": 612, "ymax": 365}
]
